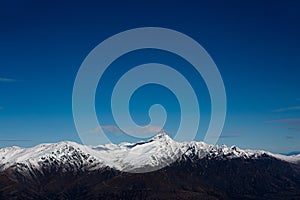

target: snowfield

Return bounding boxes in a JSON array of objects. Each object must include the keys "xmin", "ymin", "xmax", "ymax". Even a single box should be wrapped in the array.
[{"xmin": 1, "ymin": 132, "xmax": 299, "ymax": 173}]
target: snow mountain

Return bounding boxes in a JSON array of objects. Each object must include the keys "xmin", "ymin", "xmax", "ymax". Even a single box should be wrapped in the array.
[
  {"xmin": 1, "ymin": 132, "xmax": 300, "ymax": 199},
  {"xmin": 1, "ymin": 131, "xmax": 299, "ymax": 173}
]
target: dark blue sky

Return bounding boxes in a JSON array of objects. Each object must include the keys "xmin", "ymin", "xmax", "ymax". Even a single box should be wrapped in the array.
[{"xmin": 0, "ymin": 0, "xmax": 299, "ymax": 153}]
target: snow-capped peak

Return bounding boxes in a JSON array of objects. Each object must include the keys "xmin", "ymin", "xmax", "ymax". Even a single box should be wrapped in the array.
[
  {"xmin": 151, "ymin": 130, "xmax": 169, "ymax": 140},
  {"xmin": 0, "ymin": 134, "xmax": 299, "ymax": 173}
]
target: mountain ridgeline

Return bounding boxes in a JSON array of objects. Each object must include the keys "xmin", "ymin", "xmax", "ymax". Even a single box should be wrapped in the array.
[{"xmin": 0, "ymin": 132, "xmax": 300, "ymax": 199}]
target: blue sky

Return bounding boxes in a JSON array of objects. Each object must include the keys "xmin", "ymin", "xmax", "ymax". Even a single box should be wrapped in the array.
[{"xmin": 0, "ymin": 0, "xmax": 300, "ymax": 153}]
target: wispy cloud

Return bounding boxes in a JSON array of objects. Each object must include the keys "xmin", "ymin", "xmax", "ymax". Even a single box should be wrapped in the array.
[
  {"xmin": 100, "ymin": 125, "xmax": 124, "ymax": 135},
  {"xmin": 219, "ymin": 129, "xmax": 242, "ymax": 138},
  {"xmin": 268, "ymin": 118, "xmax": 300, "ymax": 131},
  {"xmin": 268, "ymin": 118, "xmax": 300, "ymax": 123},
  {"xmin": 83, "ymin": 125, "xmax": 124, "ymax": 135},
  {"xmin": 127, "ymin": 126, "xmax": 163, "ymax": 135},
  {"xmin": 0, "ymin": 77, "xmax": 15, "ymax": 82},
  {"xmin": 286, "ymin": 135, "xmax": 294, "ymax": 140},
  {"xmin": 220, "ymin": 134, "xmax": 240, "ymax": 138},
  {"xmin": 84, "ymin": 125, "xmax": 163, "ymax": 136},
  {"xmin": 0, "ymin": 139, "xmax": 33, "ymax": 142},
  {"xmin": 273, "ymin": 106, "xmax": 300, "ymax": 112}
]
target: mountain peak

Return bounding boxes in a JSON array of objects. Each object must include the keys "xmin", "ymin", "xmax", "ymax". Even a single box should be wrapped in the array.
[
  {"xmin": 1, "ymin": 135, "xmax": 300, "ymax": 174},
  {"xmin": 151, "ymin": 130, "xmax": 171, "ymax": 141}
]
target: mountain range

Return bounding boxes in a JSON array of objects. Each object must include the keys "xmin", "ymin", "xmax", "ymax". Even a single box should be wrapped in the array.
[{"xmin": 0, "ymin": 132, "xmax": 300, "ymax": 199}]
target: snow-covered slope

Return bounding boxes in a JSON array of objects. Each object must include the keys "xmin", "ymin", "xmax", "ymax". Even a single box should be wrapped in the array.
[
  {"xmin": 0, "ymin": 132, "xmax": 299, "ymax": 173},
  {"xmin": 0, "ymin": 141, "xmax": 112, "ymax": 175},
  {"xmin": 270, "ymin": 153, "xmax": 300, "ymax": 164}
]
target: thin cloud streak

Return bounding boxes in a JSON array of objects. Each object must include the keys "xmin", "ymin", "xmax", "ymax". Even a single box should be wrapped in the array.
[
  {"xmin": 273, "ymin": 106, "xmax": 300, "ymax": 112},
  {"xmin": 220, "ymin": 129, "xmax": 242, "ymax": 138},
  {"xmin": 0, "ymin": 139, "xmax": 33, "ymax": 142},
  {"xmin": 219, "ymin": 134, "xmax": 240, "ymax": 138},
  {"xmin": 101, "ymin": 125, "xmax": 124, "ymax": 135},
  {"xmin": 268, "ymin": 118, "xmax": 300, "ymax": 123},
  {"xmin": 0, "ymin": 77, "xmax": 15, "ymax": 82},
  {"xmin": 268, "ymin": 118, "xmax": 300, "ymax": 131},
  {"xmin": 84, "ymin": 125, "xmax": 163, "ymax": 136},
  {"xmin": 83, "ymin": 125, "xmax": 124, "ymax": 135},
  {"xmin": 286, "ymin": 135, "xmax": 294, "ymax": 140}
]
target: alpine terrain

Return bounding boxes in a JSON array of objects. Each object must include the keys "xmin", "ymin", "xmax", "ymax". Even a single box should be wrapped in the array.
[{"xmin": 0, "ymin": 132, "xmax": 300, "ymax": 200}]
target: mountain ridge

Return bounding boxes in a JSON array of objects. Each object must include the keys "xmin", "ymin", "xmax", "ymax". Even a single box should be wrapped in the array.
[
  {"xmin": 1, "ymin": 132, "xmax": 299, "ymax": 173},
  {"xmin": 1, "ymin": 132, "xmax": 300, "ymax": 199}
]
